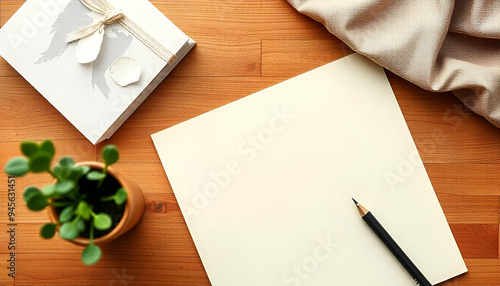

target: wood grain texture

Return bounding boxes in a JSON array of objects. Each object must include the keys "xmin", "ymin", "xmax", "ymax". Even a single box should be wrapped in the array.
[{"xmin": 1, "ymin": 0, "xmax": 500, "ymax": 285}]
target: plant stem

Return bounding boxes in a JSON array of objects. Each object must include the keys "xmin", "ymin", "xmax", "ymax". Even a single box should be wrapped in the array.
[
  {"xmin": 50, "ymin": 194, "xmax": 86, "ymax": 209},
  {"xmin": 67, "ymin": 193, "xmax": 77, "ymax": 201},
  {"xmin": 77, "ymin": 194, "xmax": 87, "ymax": 201},
  {"xmin": 96, "ymin": 166, "xmax": 108, "ymax": 190},
  {"xmin": 47, "ymin": 169, "xmax": 61, "ymax": 180},
  {"xmin": 68, "ymin": 193, "xmax": 86, "ymax": 202},
  {"xmin": 100, "ymin": 195, "xmax": 114, "ymax": 202}
]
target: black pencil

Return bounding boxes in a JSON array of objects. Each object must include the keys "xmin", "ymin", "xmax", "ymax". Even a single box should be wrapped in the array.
[{"xmin": 352, "ymin": 198, "xmax": 432, "ymax": 286}]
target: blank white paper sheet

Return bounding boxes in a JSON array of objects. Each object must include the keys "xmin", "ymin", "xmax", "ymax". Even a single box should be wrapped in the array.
[{"xmin": 152, "ymin": 53, "xmax": 467, "ymax": 286}]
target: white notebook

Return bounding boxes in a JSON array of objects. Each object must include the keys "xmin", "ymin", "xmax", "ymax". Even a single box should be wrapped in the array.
[
  {"xmin": 152, "ymin": 53, "xmax": 467, "ymax": 285},
  {"xmin": 0, "ymin": 0, "xmax": 195, "ymax": 144}
]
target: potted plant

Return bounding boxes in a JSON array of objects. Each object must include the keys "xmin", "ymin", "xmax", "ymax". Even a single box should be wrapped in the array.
[{"xmin": 4, "ymin": 140, "xmax": 144, "ymax": 265}]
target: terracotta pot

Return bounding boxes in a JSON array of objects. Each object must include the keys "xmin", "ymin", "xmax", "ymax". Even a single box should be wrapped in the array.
[{"xmin": 47, "ymin": 161, "xmax": 145, "ymax": 246}]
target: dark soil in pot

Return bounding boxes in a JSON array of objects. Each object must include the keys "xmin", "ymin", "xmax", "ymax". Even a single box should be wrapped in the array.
[{"xmin": 55, "ymin": 172, "xmax": 126, "ymax": 238}]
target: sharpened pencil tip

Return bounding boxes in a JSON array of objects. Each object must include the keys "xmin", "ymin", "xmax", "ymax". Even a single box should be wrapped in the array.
[{"xmin": 352, "ymin": 197, "xmax": 358, "ymax": 205}]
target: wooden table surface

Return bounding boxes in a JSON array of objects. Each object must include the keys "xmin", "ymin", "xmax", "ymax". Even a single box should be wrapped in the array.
[{"xmin": 2, "ymin": 0, "xmax": 500, "ymax": 285}]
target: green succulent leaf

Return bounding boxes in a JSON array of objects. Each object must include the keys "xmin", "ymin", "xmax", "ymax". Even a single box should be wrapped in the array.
[
  {"xmin": 114, "ymin": 188, "xmax": 128, "ymax": 205},
  {"xmin": 39, "ymin": 140, "xmax": 55, "ymax": 157},
  {"xmin": 40, "ymin": 223, "xmax": 57, "ymax": 239},
  {"xmin": 82, "ymin": 243, "xmax": 101, "ymax": 266},
  {"xmin": 77, "ymin": 201, "xmax": 91, "ymax": 220},
  {"xmin": 5, "ymin": 157, "xmax": 29, "ymax": 176},
  {"xmin": 59, "ymin": 157, "xmax": 75, "ymax": 167},
  {"xmin": 86, "ymin": 170, "xmax": 106, "ymax": 181},
  {"xmin": 76, "ymin": 218, "xmax": 86, "ymax": 232},
  {"xmin": 41, "ymin": 184, "xmax": 56, "ymax": 196},
  {"xmin": 21, "ymin": 141, "xmax": 38, "ymax": 157},
  {"xmin": 54, "ymin": 164, "xmax": 75, "ymax": 180},
  {"xmin": 67, "ymin": 166, "xmax": 85, "ymax": 181},
  {"xmin": 23, "ymin": 186, "xmax": 41, "ymax": 202},
  {"xmin": 93, "ymin": 213, "xmax": 112, "ymax": 230},
  {"xmin": 59, "ymin": 222, "xmax": 79, "ymax": 240},
  {"xmin": 102, "ymin": 145, "xmax": 119, "ymax": 166},
  {"xmin": 59, "ymin": 206, "xmax": 75, "ymax": 222},
  {"xmin": 26, "ymin": 193, "xmax": 48, "ymax": 211},
  {"xmin": 29, "ymin": 151, "xmax": 52, "ymax": 173},
  {"xmin": 53, "ymin": 165, "xmax": 66, "ymax": 178},
  {"xmin": 55, "ymin": 180, "xmax": 75, "ymax": 194},
  {"xmin": 79, "ymin": 165, "xmax": 91, "ymax": 175}
]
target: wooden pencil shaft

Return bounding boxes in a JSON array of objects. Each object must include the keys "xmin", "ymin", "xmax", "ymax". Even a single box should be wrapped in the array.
[{"xmin": 362, "ymin": 212, "xmax": 432, "ymax": 286}]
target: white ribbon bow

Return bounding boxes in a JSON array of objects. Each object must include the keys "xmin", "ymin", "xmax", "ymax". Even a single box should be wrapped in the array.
[{"xmin": 66, "ymin": 0, "xmax": 176, "ymax": 64}]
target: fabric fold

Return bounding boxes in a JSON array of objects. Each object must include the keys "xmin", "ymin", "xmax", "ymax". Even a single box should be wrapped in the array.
[{"xmin": 288, "ymin": 0, "xmax": 500, "ymax": 127}]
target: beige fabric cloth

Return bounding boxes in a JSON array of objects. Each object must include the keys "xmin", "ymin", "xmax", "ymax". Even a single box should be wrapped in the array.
[{"xmin": 288, "ymin": 0, "xmax": 500, "ymax": 127}]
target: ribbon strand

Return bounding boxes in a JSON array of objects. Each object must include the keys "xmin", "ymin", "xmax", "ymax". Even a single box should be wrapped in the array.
[{"xmin": 66, "ymin": 0, "xmax": 176, "ymax": 64}]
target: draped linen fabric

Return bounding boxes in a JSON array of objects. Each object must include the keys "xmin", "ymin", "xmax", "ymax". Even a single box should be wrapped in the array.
[{"xmin": 288, "ymin": 0, "xmax": 500, "ymax": 127}]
